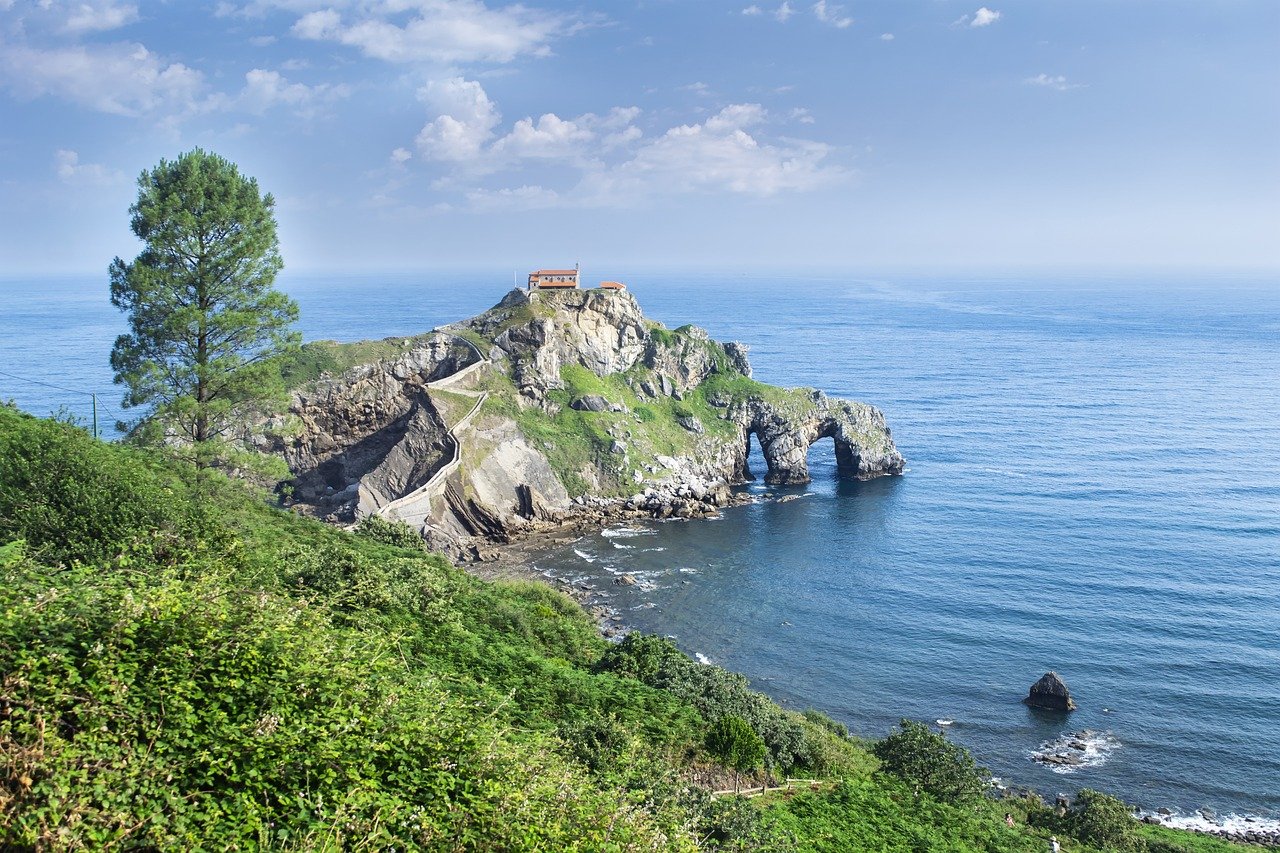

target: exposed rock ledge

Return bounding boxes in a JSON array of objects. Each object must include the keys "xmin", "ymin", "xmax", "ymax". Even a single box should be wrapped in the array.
[{"xmin": 261, "ymin": 287, "xmax": 904, "ymax": 558}]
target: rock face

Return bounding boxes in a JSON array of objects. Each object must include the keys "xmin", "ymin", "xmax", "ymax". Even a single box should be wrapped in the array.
[
  {"xmin": 1025, "ymin": 672, "xmax": 1077, "ymax": 711},
  {"xmin": 733, "ymin": 390, "xmax": 904, "ymax": 485},
  {"xmin": 264, "ymin": 287, "xmax": 905, "ymax": 555}
]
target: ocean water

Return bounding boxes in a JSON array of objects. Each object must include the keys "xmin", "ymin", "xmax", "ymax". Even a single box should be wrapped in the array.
[{"xmin": 2, "ymin": 271, "xmax": 1278, "ymax": 823}]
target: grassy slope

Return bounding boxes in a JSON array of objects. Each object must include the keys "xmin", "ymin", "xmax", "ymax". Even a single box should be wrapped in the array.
[{"xmin": 0, "ymin": 406, "xmax": 1249, "ymax": 852}]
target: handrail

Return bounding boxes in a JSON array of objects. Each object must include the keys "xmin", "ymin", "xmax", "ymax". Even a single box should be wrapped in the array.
[{"xmin": 374, "ymin": 332, "xmax": 491, "ymax": 522}]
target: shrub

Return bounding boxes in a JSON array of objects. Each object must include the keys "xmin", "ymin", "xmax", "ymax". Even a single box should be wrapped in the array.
[
  {"xmin": 707, "ymin": 716, "xmax": 767, "ymax": 772},
  {"xmin": 871, "ymin": 719, "xmax": 987, "ymax": 802},
  {"xmin": 354, "ymin": 513, "xmax": 427, "ymax": 551},
  {"xmin": 1071, "ymin": 788, "xmax": 1147, "ymax": 852}
]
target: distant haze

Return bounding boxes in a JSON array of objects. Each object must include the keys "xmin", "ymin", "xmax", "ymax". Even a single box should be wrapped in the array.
[{"xmin": 0, "ymin": 0, "xmax": 1277, "ymax": 274}]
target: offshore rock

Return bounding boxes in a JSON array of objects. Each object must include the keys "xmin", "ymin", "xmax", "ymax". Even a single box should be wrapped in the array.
[{"xmin": 1025, "ymin": 672, "xmax": 1078, "ymax": 711}]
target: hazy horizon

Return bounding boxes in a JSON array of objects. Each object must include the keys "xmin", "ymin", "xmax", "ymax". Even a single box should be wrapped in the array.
[{"xmin": 2, "ymin": 0, "xmax": 1278, "ymax": 275}]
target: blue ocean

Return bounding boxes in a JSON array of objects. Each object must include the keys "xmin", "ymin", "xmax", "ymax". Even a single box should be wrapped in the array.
[{"xmin": 2, "ymin": 271, "xmax": 1278, "ymax": 828}]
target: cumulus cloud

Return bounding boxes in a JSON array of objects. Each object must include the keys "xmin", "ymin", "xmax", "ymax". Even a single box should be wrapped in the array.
[
  {"xmin": 62, "ymin": 1, "xmax": 139, "ymax": 33},
  {"xmin": 959, "ymin": 7, "xmax": 1001, "ymax": 27},
  {"xmin": 775, "ymin": 2, "xmax": 795, "ymax": 22},
  {"xmin": 812, "ymin": 1, "xmax": 853, "ymax": 28},
  {"xmin": 1025, "ymin": 73, "xmax": 1082, "ymax": 91},
  {"xmin": 414, "ymin": 76, "xmax": 502, "ymax": 162},
  {"xmin": 292, "ymin": 0, "xmax": 567, "ymax": 65},
  {"xmin": 599, "ymin": 103, "xmax": 840, "ymax": 197},
  {"xmin": 0, "ymin": 41, "xmax": 207, "ymax": 117},
  {"xmin": 742, "ymin": 5, "xmax": 762, "ymax": 15},
  {"xmin": 879, "ymin": 32, "xmax": 894, "ymax": 41},
  {"xmin": 403, "ymin": 77, "xmax": 843, "ymax": 209},
  {"xmin": 390, "ymin": 147, "xmax": 413, "ymax": 165},
  {"xmin": 53, "ymin": 148, "xmax": 124, "ymax": 185},
  {"xmin": 239, "ymin": 68, "xmax": 351, "ymax": 115}
]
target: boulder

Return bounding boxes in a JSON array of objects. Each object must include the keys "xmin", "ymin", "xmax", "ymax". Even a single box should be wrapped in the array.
[
  {"xmin": 1024, "ymin": 672, "xmax": 1077, "ymax": 711},
  {"xmin": 570, "ymin": 394, "xmax": 611, "ymax": 412}
]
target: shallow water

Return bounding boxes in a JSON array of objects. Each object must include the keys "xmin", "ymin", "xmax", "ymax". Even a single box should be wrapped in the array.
[{"xmin": 2, "ymin": 270, "xmax": 1278, "ymax": 822}]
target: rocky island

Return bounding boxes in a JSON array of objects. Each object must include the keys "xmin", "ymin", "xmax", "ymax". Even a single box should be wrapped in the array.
[{"xmin": 260, "ymin": 286, "xmax": 904, "ymax": 557}]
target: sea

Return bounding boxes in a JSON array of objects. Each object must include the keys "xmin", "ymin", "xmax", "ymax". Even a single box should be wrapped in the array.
[{"xmin": 2, "ymin": 270, "xmax": 1278, "ymax": 831}]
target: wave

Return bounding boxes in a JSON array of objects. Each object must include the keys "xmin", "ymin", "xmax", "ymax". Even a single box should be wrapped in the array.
[
  {"xmin": 572, "ymin": 548, "xmax": 597, "ymax": 563},
  {"xmin": 694, "ymin": 652, "xmax": 714, "ymax": 665},
  {"xmin": 603, "ymin": 526, "xmax": 656, "ymax": 538},
  {"xmin": 1029, "ymin": 730, "xmax": 1120, "ymax": 774},
  {"xmin": 1138, "ymin": 810, "xmax": 1280, "ymax": 837}
]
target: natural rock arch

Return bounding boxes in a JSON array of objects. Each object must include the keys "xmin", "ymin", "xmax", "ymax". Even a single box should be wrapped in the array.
[{"xmin": 736, "ymin": 392, "xmax": 904, "ymax": 485}]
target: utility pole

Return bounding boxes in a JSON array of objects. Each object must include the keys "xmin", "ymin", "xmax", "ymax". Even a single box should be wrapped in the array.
[{"xmin": 91, "ymin": 393, "xmax": 98, "ymax": 439}]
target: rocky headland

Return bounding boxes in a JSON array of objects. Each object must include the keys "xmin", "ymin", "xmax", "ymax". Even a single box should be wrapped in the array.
[{"xmin": 260, "ymin": 286, "xmax": 904, "ymax": 558}]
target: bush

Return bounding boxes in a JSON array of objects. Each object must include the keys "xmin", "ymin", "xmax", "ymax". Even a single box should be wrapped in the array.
[
  {"xmin": 871, "ymin": 719, "xmax": 987, "ymax": 802},
  {"xmin": 1071, "ymin": 788, "xmax": 1147, "ymax": 852},
  {"xmin": 354, "ymin": 513, "xmax": 427, "ymax": 551},
  {"xmin": 707, "ymin": 716, "xmax": 767, "ymax": 773}
]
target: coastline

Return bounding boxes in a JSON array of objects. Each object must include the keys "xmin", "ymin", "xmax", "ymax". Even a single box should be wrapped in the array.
[{"xmin": 458, "ymin": 498, "xmax": 1280, "ymax": 849}]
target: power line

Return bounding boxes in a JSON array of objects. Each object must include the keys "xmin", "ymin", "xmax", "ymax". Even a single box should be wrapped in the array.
[{"xmin": 0, "ymin": 367, "xmax": 122, "ymax": 437}]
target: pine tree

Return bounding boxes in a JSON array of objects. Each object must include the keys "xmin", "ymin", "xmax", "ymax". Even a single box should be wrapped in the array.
[{"xmin": 109, "ymin": 149, "xmax": 298, "ymax": 467}]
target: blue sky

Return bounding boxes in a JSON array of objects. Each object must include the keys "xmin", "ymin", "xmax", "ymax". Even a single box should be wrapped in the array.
[{"xmin": 1, "ymin": 0, "xmax": 1277, "ymax": 274}]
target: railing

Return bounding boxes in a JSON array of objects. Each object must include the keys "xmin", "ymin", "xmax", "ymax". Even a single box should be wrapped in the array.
[
  {"xmin": 373, "ymin": 333, "xmax": 490, "ymax": 525},
  {"xmin": 710, "ymin": 778, "xmax": 831, "ymax": 798}
]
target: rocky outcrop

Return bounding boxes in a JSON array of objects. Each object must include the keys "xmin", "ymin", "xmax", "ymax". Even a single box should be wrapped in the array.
[
  {"xmin": 1025, "ymin": 672, "xmax": 1077, "ymax": 711},
  {"xmin": 265, "ymin": 286, "xmax": 904, "ymax": 555},
  {"xmin": 733, "ymin": 391, "xmax": 904, "ymax": 485},
  {"xmin": 259, "ymin": 336, "xmax": 477, "ymax": 515}
]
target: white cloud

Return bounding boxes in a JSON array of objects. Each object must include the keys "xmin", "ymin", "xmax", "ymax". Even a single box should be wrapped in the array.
[
  {"xmin": 53, "ymin": 148, "xmax": 124, "ymax": 186},
  {"xmin": 812, "ymin": 1, "xmax": 852, "ymax": 28},
  {"xmin": 490, "ymin": 113, "xmax": 593, "ymax": 161},
  {"xmin": 61, "ymin": 1, "xmax": 139, "ymax": 33},
  {"xmin": 465, "ymin": 184, "xmax": 561, "ymax": 211},
  {"xmin": 390, "ymin": 147, "xmax": 413, "ymax": 165},
  {"xmin": 239, "ymin": 68, "xmax": 351, "ymax": 116},
  {"xmin": 742, "ymin": 5, "xmax": 762, "ymax": 15},
  {"xmin": 0, "ymin": 41, "xmax": 207, "ymax": 118},
  {"xmin": 681, "ymin": 81, "xmax": 711, "ymax": 96},
  {"xmin": 292, "ymin": 0, "xmax": 567, "ymax": 65},
  {"xmin": 970, "ymin": 7, "xmax": 1001, "ymax": 27},
  {"xmin": 404, "ymin": 78, "xmax": 842, "ymax": 209},
  {"xmin": 775, "ymin": 2, "xmax": 794, "ymax": 22},
  {"xmin": 599, "ymin": 103, "xmax": 842, "ymax": 197},
  {"xmin": 249, "ymin": 34, "xmax": 278, "ymax": 46},
  {"xmin": 414, "ymin": 77, "xmax": 502, "ymax": 162},
  {"xmin": 879, "ymin": 32, "xmax": 894, "ymax": 41},
  {"xmin": 1025, "ymin": 73, "xmax": 1082, "ymax": 91}
]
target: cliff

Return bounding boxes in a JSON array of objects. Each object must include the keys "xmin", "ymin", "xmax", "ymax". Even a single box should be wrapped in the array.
[{"xmin": 264, "ymin": 287, "xmax": 904, "ymax": 555}]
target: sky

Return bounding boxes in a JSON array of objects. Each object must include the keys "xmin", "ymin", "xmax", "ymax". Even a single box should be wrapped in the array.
[{"xmin": 0, "ymin": 0, "xmax": 1277, "ymax": 275}]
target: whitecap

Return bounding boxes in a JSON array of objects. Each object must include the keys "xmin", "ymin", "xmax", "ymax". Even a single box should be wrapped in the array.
[
  {"xmin": 694, "ymin": 652, "xmax": 714, "ymax": 665},
  {"xmin": 611, "ymin": 542, "xmax": 635, "ymax": 550},
  {"xmin": 1140, "ymin": 810, "xmax": 1280, "ymax": 836},
  {"xmin": 603, "ymin": 526, "xmax": 655, "ymax": 538},
  {"xmin": 1029, "ymin": 730, "xmax": 1121, "ymax": 774},
  {"xmin": 573, "ymin": 548, "xmax": 596, "ymax": 563},
  {"xmin": 936, "ymin": 719, "xmax": 954, "ymax": 727},
  {"xmin": 678, "ymin": 567, "xmax": 700, "ymax": 574}
]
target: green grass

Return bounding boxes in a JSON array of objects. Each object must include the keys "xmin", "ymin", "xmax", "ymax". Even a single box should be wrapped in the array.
[
  {"xmin": 280, "ymin": 334, "xmax": 438, "ymax": 389},
  {"xmin": 0, "ymin": 404, "xmax": 1253, "ymax": 852}
]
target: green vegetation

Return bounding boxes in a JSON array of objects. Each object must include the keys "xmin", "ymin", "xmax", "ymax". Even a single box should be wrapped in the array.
[
  {"xmin": 0, "ymin": 405, "xmax": 1249, "ymax": 851},
  {"xmin": 109, "ymin": 149, "xmax": 299, "ymax": 467},
  {"xmin": 280, "ymin": 334, "xmax": 437, "ymax": 389},
  {"xmin": 707, "ymin": 717, "xmax": 767, "ymax": 774},
  {"xmin": 872, "ymin": 719, "xmax": 987, "ymax": 803}
]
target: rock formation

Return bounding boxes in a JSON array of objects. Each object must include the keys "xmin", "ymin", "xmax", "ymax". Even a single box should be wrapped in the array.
[
  {"xmin": 262, "ymin": 287, "xmax": 905, "ymax": 557},
  {"xmin": 1025, "ymin": 671, "xmax": 1077, "ymax": 711}
]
